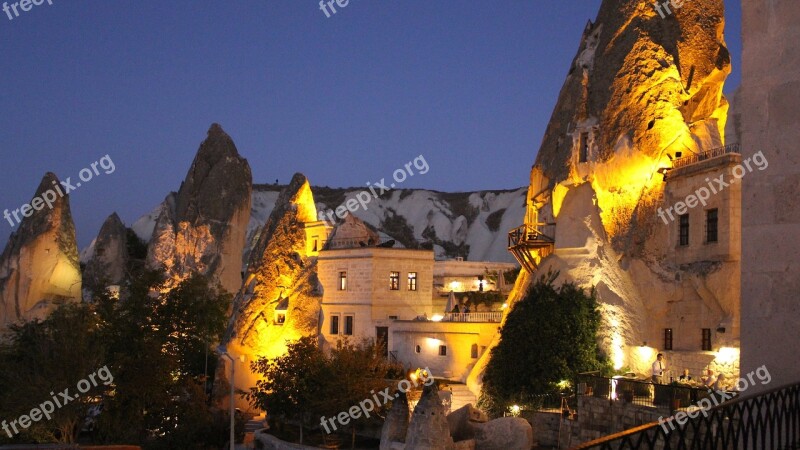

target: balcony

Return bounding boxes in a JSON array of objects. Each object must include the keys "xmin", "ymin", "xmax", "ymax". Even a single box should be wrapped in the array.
[
  {"xmin": 508, "ymin": 223, "xmax": 556, "ymax": 272},
  {"xmin": 671, "ymin": 142, "xmax": 741, "ymax": 170},
  {"xmin": 438, "ymin": 312, "xmax": 503, "ymax": 323}
]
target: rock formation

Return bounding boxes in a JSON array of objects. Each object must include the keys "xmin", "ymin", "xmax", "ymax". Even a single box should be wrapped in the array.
[
  {"xmin": 380, "ymin": 390, "xmax": 410, "ymax": 450},
  {"xmin": 224, "ymin": 173, "xmax": 323, "ymax": 392},
  {"xmin": 83, "ymin": 212, "xmax": 128, "ymax": 295},
  {"xmin": 471, "ymin": 0, "xmax": 739, "ymax": 389},
  {"xmin": 405, "ymin": 384, "xmax": 456, "ymax": 450},
  {"xmin": 146, "ymin": 123, "xmax": 252, "ymax": 294},
  {"xmin": 0, "ymin": 173, "xmax": 81, "ymax": 327}
]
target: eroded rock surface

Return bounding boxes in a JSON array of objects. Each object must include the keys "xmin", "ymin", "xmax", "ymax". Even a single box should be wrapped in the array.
[
  {"xmin": 0, "ymin": 173, "xmax": 81, "ymax": 327},
  {"xmin": 146, "ymin": 123, "xmax": 252, "ymax": 294}
]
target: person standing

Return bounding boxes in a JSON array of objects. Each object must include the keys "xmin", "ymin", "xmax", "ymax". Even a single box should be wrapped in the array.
[{"xmin": 652, "ymin": 353, "xmax": 667, "ymax": 384}]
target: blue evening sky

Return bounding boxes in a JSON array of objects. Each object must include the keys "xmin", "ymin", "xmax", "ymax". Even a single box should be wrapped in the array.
[{"xmin": 0, "ymin": 1, "xmax": 742, "ymax": 247}]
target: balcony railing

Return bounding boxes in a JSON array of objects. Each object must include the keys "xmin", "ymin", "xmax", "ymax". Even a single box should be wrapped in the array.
[
  {"xmin": 571, "ymin": 380, "xmax": 800, "ymax": 450},
  {"xmin": 672, "ymin": 142, "xmax": 741, "ymax": 170},
  {"xmin": 439, "ymin": 312, "xmax": 503, "ymax": 323},
  {"xmin": 508, "ymin": 223, "xmax": 556, "ymax": 272},
  {"xmin": 577, "ymin": 373, "xmax": 726, "ymax": 409}
]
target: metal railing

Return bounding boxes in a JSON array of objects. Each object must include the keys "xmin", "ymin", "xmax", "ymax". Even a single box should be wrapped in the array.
[
  {"xmin": 439, "ymin": 312, "xmax": 503, "ymax": 323},
  {"xmin": 323, "ymin": 237, "xmax": 396, "ymax": 250},
  {"xmin": 672, "ymin": 143, "xmax": 741, "ymax": 169},
  {"xmin": 508, "ymin": 223, "xmax": 556, "ymax": 249},
  {"xmin": 578, "ymin": 374, "xmax": 717, "ymax": 410},
  {"xmin": 572, "ymin": 381, "xmax": 800, "ymax": 450}
]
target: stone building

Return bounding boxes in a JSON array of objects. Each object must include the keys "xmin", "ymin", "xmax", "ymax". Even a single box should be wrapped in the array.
[{"xmin": 740, "ymin": 0, "xmax": 800, "ymax": 390}]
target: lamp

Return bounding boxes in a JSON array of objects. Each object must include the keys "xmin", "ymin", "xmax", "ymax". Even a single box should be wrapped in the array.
[{"xmin": 216, "ymin": 345, "xmax": 236, "ymax": 450}]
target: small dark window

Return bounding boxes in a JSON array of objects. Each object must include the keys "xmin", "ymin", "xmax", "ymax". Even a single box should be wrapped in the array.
[
  {"xmin": 344, "ymin": 315, "xmax": 354, "ymax": 336},
  {"xmin": 275, "ymin": 314, "xmax": 286, "ymax": 325},
  {"xmin": 471, "ymin": 344, "xmax": 479, "ymax": 359},
  {"xmin": 679, "ymin": 214, "xmax": 690, "ymax": 246},
  {"xmin": 664, "ymin": 328, "xmax": 673, "ymax": 351},
  {"xmin": 390, "ymin": 271, "xmax": 400, "ymax": 290},
  {"xmin": 439, "ymin": 345, "xmax": 447, "ymax": 356},
  {"xmin": 339, "ymin": 271, "xmax": 347, "ymax": 290},
  {"xmin": 706, "ymin": 209, "xmax": 718, "ymax": 243},
  {"xmin": 407, "ymin": 272, "xmax": 417, "ymax": 291},
  {"xmin": 701, "ymin": 328, "xmax": 712, "ymax": 351},
  {"xmin": 579, "ymin": 132, "xmax": 589, "ymax": 163},
  {"xmin": 330, "ymin": 315, "xmax": 340, "ymax": 335},
  {"xmin": 415, "ymin": 345, "xmax": 421, "ymax": 354}
]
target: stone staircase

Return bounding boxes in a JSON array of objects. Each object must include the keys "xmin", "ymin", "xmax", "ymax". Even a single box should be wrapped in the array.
[{"xmin": 445, "ymin": 383, "xmax": 478, "ymax": 413}]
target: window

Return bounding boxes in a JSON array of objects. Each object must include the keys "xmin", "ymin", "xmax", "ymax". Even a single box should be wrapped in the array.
[
  {"xmin": 706, "ymin": 209, "xmax": 718, "ymax": 243},
  {"xmin": 664, "ymin": 328, "xmax": 673, "ymax": 351},
  {"xmin": 702, "ymin": 328, "xmax": 712, "ymax": 351},
  {"xmin": 339, "ymin": 271, "xmax": 347, "ymax": 290},
  {"xmin": 344, "ymin": 315, "xmax": 354, "ymax": 336},
  {"xmin": 579, "ymin": 132, "xmax": 589, "ymax": 163},
  {"xmin": 471, "ymin": 344, "xmax": 479, "ymax": 359},
  {"xmin": 679, "ymin": 214, "xmax": 690, "ymax": 246},
  {"xmin": 275, "ymin": 313, "xmax": 286, "ymax": 325},
  {"xmin": 330, "ymin": 315, "xmax": 340, "ymax": 335},
  {"xmin": 312, "ymin": 236, "xmax": 319, "ymax": 252},
  {"xmin": 390, "ymin": 271, "xmax": 400, "ymax": 290},
  {"xmin": 415, "ymin": 345, "xmax": 421, "ymax": 354},
  {"xmin": 407, "ymin": 272, "xmax": 417, "ymax": 291},
  {"xmin": 439, "ymin": 345, "xmax": 447, "ymax": 356}
]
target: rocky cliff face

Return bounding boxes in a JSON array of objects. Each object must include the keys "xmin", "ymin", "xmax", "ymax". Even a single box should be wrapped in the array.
[
  {"xmin": 0, "ymin": 173, "xmax": 82, "ymax": 327},
  {"xmin": 83, "ymin": 213, "xmax": 128, "ymax": 295},
  {"xmin": 134, "ymin": 185, "xmax": 527, "ymax": 267},
  {"xmin": 224, "ymin": 173, "xmax": 322, "ymax": 390},
  {"xmin": 482, "ymin": 0, "xmax": 738, "ymax": 381},
  {"xmin": 146, "ymin": 124, "xmax": 252, "ymax": 294}
]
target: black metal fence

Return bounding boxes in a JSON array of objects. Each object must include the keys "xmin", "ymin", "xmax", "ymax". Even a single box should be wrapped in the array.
[
  {"xmin": 571, "ymin": 382, "xmax": 800, "ymax": 449},
  {"xmin": 577, "ymin": 373, "xmax": 719, "ymax": 410}
]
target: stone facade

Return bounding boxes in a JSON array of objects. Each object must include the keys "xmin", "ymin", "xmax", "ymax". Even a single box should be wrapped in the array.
[{"xmin": 740, "ymin": 0, "xmax": 800, "ymax": 390}]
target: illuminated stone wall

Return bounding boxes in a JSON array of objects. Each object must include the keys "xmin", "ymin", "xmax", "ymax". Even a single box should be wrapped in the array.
[{"xmin": 740, "ymin": 0, "xmax": 800, "ymax": 390}]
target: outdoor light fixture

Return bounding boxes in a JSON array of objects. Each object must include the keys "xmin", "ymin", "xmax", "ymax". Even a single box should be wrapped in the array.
[{"xmin": 216, "ymin": 345, "xmax": 236, "ymax": 450}]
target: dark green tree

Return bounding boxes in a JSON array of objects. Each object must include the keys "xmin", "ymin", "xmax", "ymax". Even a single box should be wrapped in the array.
[
  {"xmin": 0, "ymin": 303, "xmax": 109, "ymax": 444},
  {"xmin": 480, "ymin": 271, "xmax": 608, "ymax": 416},
  {"xmin": 247, "ymin": 336, "xmax": 328, "ymax": 444}
]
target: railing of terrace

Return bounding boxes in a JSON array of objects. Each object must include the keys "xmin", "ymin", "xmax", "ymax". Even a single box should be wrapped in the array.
[
  {"xmin": 672, "ymin": 143, "xmax": 741, "ymax": 170},
  {"xmin": 571, "ymin": 381, "xmax": 800, "ymax": 450}
]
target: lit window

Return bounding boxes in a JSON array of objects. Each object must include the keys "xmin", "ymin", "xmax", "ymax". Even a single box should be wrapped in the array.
[
  {"xmin": 706, "ymin": 209, "xmax": 718, "ymax": 243},
  {"xmin": 679, "ymin": 214, "xmax": 690, "ymax": 246},
  {"xmin": 330, "ymin": 315, "xmax": 340, "ymax": 335},
  {"xmin": 439, "ymin": 345, "xmax": 447, "ymax": 356},
  {"xmin": 339, "ymin": 271, "xmax": 347, "ymax": 291},
  {"xmin": 344, "ymin": 315, "xmax": 354, "ymax": 336},
  {"xmin": 702, "ymin": 328, "xmax": 712, "ymax": 351},
  {"xmin": 664, "ymin": 328, "xmax": 673, "ymax": 351},
  {"xmin": 407, "ymin": 272, "xmax": 417, "ymax": 291},
  {"xmin": 390, "ymin": 271, "xmax": 400, "ymax": 290}
]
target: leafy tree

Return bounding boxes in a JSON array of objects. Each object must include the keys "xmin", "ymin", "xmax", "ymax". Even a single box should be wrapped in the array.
[
  {"xmin": 480, "ymin": 271, "xmax": 608, "ymax": 417},
  {"xmin": 0, "ymin": 303, "xmax": 109, "ymax": 443},
  {"xmin": 247, "ymin": 337, "xmax": 392, "ymax": 447},
  {"xmin": 247, "ymin": 337, "xmax": 328, "ymax": 444}
]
